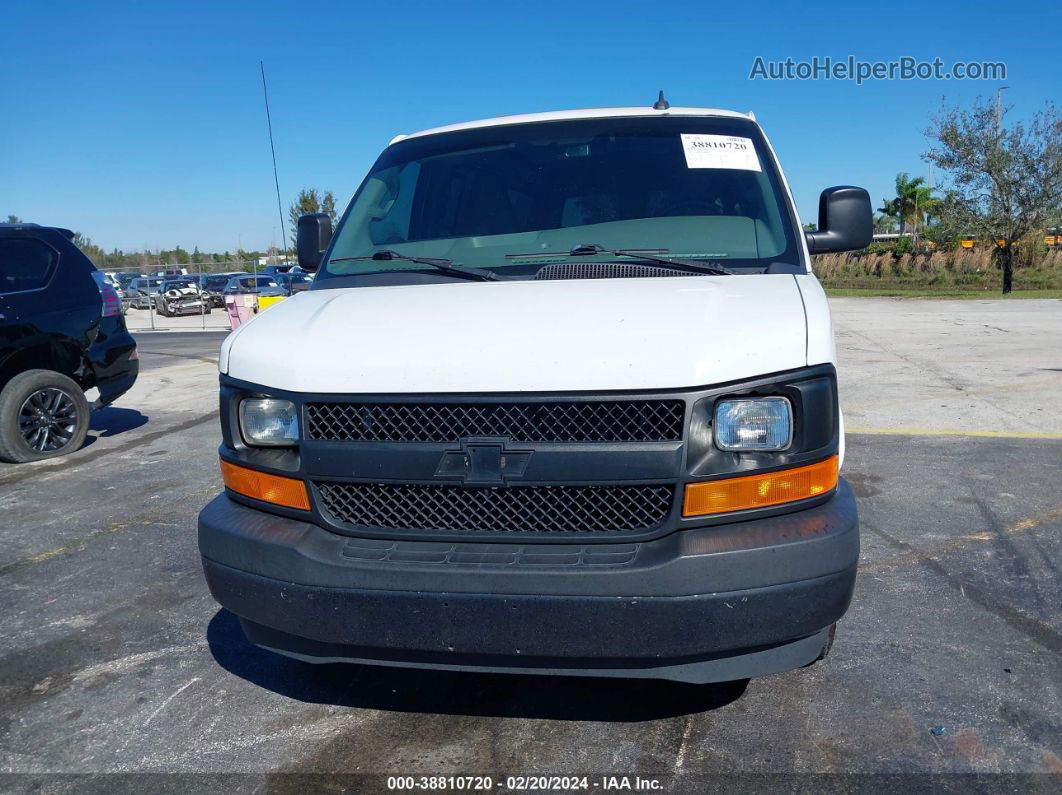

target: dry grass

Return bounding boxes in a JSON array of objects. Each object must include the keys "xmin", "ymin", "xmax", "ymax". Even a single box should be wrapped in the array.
[{"xmin": 813, "ymin": 249, "xmax": 1062, "ymax": 291}]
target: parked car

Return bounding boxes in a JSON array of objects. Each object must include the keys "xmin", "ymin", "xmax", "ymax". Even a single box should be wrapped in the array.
[
  {"xmin": 222, "ymin": 275, "xmax": 286, "ymax": 297},
  {"xmin": 95, "ymin": 273, "xmax": 130, "ymax": 315},
  {"xmin": 125, "ymin": 277, "xmax": 164, "ymax": 309},
  {"xmin": 153, "ymin": 278, "xmax": 209, "ymax": 317},
  {"xmin": 199, "ymin": 102, "xmax": 872, "ymax": 684},
  {"xmin": 114, "ymin": 271, "xmax": 140, "ymax": 287},
  {"xmin": 0, "ymin": 223, "xmax": 138, "ymax": 462},
  {"xmin": 274, "ymin": 271, "xmax": 313, "ymax": 295},
  {"xmin": 261, "ymin": 264, "xmax": 296, "ymax": 276},
  {"xmin": 198, "ymin": 272, "xmax": 248, "ymax": 307}
]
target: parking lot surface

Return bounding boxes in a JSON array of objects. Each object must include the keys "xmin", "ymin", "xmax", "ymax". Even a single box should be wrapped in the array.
[{"xmin": 1, "ymin": 299, "xmax": 1060, "ymax": 790}]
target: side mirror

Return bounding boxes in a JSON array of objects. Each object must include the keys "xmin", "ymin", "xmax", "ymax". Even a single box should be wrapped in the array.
[
  {"xmin": 805, "ymin": 186, "xmax": 873, "ymax": 254},
  {"xmin": 296, "ymin": 213, "xmax": 333, "ymax": 272}
]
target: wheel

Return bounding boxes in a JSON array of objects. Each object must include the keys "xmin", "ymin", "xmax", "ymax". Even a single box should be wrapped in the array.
[
  {"xmin": 204, "ymin": 306, "xmax": 212, "ymax": 315},
  {"xmin": 157, "ymin": 304, "xmax": 169, "ymax": 317},
  {"xmin": 0, "ymin": 370, "xmax": 91, "ymax": 463}
]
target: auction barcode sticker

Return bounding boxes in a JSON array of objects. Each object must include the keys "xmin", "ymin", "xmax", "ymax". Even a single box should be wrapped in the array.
[{"xmin": 680, "ymin": 134, "xmax": 762, "ymax": 171}]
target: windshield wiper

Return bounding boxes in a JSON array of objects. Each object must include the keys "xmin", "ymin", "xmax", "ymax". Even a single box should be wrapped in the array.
[
  {"xmin": 328, "ymin": 251, "xmax": 499, "ymax": 281},
  {"xmin": 506, "ymin": 244, "xmax": 732, "ymax": 276}
]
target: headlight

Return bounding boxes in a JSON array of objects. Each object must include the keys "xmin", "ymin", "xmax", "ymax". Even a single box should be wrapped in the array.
[
  {"xmin": 714, "ymin": 397, "xmax": 792, "ymax": 451},
  {"xmin": 239, "ymin": 398, "xmax": 299, "ymax": 446}
]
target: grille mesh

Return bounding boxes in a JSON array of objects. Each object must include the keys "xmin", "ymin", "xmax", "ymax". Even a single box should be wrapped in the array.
[
  {"xmin": 306, "ymin": 400, "xmax": 684, "ymax": 443},
  {"xmin": 534, "ymin": 262, "xmax": 699, "ymax": 281},
  {"xmin": 315, "ymin": 482, "xmax": 674, "ymax": 535}
]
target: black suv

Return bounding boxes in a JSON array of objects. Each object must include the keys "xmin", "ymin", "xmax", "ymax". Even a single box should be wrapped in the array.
[{"xmin": 0, "ymin": 224, "xmax": 139, "ymax": 463}]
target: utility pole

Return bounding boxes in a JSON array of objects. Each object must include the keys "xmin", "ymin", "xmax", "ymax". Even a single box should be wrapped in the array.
[{"xmin": 995, "ymin": 85, "xmax": 1009, "ymax": 134}]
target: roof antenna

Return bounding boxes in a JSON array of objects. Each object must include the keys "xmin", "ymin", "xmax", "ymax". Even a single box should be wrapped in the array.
[{"xmin": 653, "ymin": 90, "xmax": 670, "ymax": 110}]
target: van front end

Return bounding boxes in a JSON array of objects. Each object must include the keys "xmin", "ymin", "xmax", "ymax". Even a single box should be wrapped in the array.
[
  {"xmin": 199, "ymin": 363, "xmax": 857, "ymax": 684},
  {"xmin": 198, "ymin": 105, "xmax": 870, "ymax": 683}
]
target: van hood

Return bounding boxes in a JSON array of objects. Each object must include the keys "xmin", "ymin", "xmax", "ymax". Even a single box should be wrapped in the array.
[{"xmin": 220, "ymin": 275, "xmax": 808, "ymax": 393}]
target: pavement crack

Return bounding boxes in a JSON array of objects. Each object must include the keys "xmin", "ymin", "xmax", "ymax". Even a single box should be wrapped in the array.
[
  {"xmin": 673, "ymin": 714, "xmax": 694, "ymax": 770},
  {"xmin": 143, "ymin": 677, "xmax": 200, "ymax": 727},
  {"xmin": 862, "ymin": 520, "xmax": 1062, "ymax": 656}
]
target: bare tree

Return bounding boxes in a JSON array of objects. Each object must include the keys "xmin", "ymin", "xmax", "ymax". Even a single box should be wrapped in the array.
[{"xmin": 925, "ymin": 98, "xmax": 1062, "ymax": 293}]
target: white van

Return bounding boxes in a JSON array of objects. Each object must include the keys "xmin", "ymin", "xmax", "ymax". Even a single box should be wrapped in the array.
[{"xmin": 198, "ymin": 102, "xmax": 871, "ymax": 683}]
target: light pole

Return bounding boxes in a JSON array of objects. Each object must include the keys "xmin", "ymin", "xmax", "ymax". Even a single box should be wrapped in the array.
[{"xmin": 995, "ymin": 85, "xmax": 1010, "ymax": 134}]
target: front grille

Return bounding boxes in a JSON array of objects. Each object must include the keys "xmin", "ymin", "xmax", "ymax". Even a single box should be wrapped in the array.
[
  {"xmin": 315, "ymin": 481, "xmax": 674, "ymax": 535},
  {"xmin": 306, "ymin": 400, "xmax": 685, "ymax": 443}
]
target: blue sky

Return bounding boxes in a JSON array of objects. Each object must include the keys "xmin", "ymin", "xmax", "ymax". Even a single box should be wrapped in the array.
[{"xmin": 3, "ymin": 0, "xmax": 1058, "ymax": 253}]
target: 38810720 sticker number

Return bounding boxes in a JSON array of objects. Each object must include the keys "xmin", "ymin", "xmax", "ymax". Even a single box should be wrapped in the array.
[{"xmin": 680, "ymin": 134, "xmax": 762, "ymax": 171}]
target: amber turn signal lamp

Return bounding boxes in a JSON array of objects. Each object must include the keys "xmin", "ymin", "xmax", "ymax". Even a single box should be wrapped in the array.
[
  {"xmin": 683, "ymin": 456, "xmax": 838, "ymax": 517},
  {"xmin": 220, "ymin": 459, "xmax": 310, "ymax": 511}
]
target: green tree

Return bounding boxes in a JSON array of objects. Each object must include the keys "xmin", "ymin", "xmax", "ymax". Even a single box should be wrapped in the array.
[
  {"xmin": 288, "ymin": 188, "xmax": 339, "ymax": 250},
  {"xmin": 157, "ymin": 246, "xmax": 190, "ymax": 265},
  {"xmin": 879, "ymin": 173, "xmax": 937, "ymax": 235},
  {"xmin": 71, "ymin": 232, "xmax": 106, "ymax": 263},
  {"xmin": 873, "ymin": 213, "xmax": 897, "ymax": 233},
  {"xmin": 925, "ymin": 98, "xmax": 1062, "ymax": 293},
  {"xmin": 6, "ymin": 215, "xmax": 21, "ymax": 224}
]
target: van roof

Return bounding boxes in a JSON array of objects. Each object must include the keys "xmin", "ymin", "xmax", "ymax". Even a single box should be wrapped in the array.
[{"xmin": 393, "ymin": 106, "xmax": 756, "ymax": 144}]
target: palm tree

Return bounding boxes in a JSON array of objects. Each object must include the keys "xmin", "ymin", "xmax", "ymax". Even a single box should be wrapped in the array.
[
  {"xmin": 873, "ymin": 213, "xmax": 898, "ymax": 233},
  {"xmin": 881, "ymin": 173, "xmax": 938, "ymax": 234}
]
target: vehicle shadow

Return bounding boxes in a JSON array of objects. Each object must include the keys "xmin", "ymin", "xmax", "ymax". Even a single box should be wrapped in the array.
[
  {"xmin": 89, "ymin": 406, "xmax": 149, "ymax": 439},
  {"xmin": 207, "ymin": 609, "xmax": 748, "ymax": 721}
]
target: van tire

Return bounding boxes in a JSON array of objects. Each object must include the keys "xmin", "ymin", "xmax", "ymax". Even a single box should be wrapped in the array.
[{"xmin": 0, "ymin": 370, "xmax": 91, "ymax": 463}]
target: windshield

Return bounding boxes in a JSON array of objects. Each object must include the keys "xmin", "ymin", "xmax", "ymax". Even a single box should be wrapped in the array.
[{"xmin": 318, "ymin": 116, "xmax": 801, "ymax": 283}]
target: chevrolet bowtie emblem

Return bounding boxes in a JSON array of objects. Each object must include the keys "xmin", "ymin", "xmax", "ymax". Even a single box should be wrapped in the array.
[{"xmin": 435, "ymin": 438, "xmax": 533, "ymax": 485}]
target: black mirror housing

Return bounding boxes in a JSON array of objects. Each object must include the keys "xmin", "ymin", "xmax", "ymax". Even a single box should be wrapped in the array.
[
  {"xmin": 296, "ymin": 213, "xmax": 333, "ymax": 272},
  {"xmin": 805, "ymin": 186, "xmax": 873, "ymax": 254}
]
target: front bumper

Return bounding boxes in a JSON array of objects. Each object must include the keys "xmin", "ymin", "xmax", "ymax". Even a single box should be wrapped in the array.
[
  {"xmin": 160, "ymin": 299, "xmax": 207, "ymax": 314},
  {"xmin": 198, "ymin": 479, "xmax": 858, "ymax": 683}
]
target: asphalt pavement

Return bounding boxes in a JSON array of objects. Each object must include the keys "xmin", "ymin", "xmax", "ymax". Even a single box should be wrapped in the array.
[{"xmin": 132, "ymin": 331, "xmax": 228, "ymax": 373}]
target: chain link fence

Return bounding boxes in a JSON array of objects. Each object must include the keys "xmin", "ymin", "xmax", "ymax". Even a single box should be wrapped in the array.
[{"xmin": 109, "ymin": 260, "xmax": 292, "ymax": 331}]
